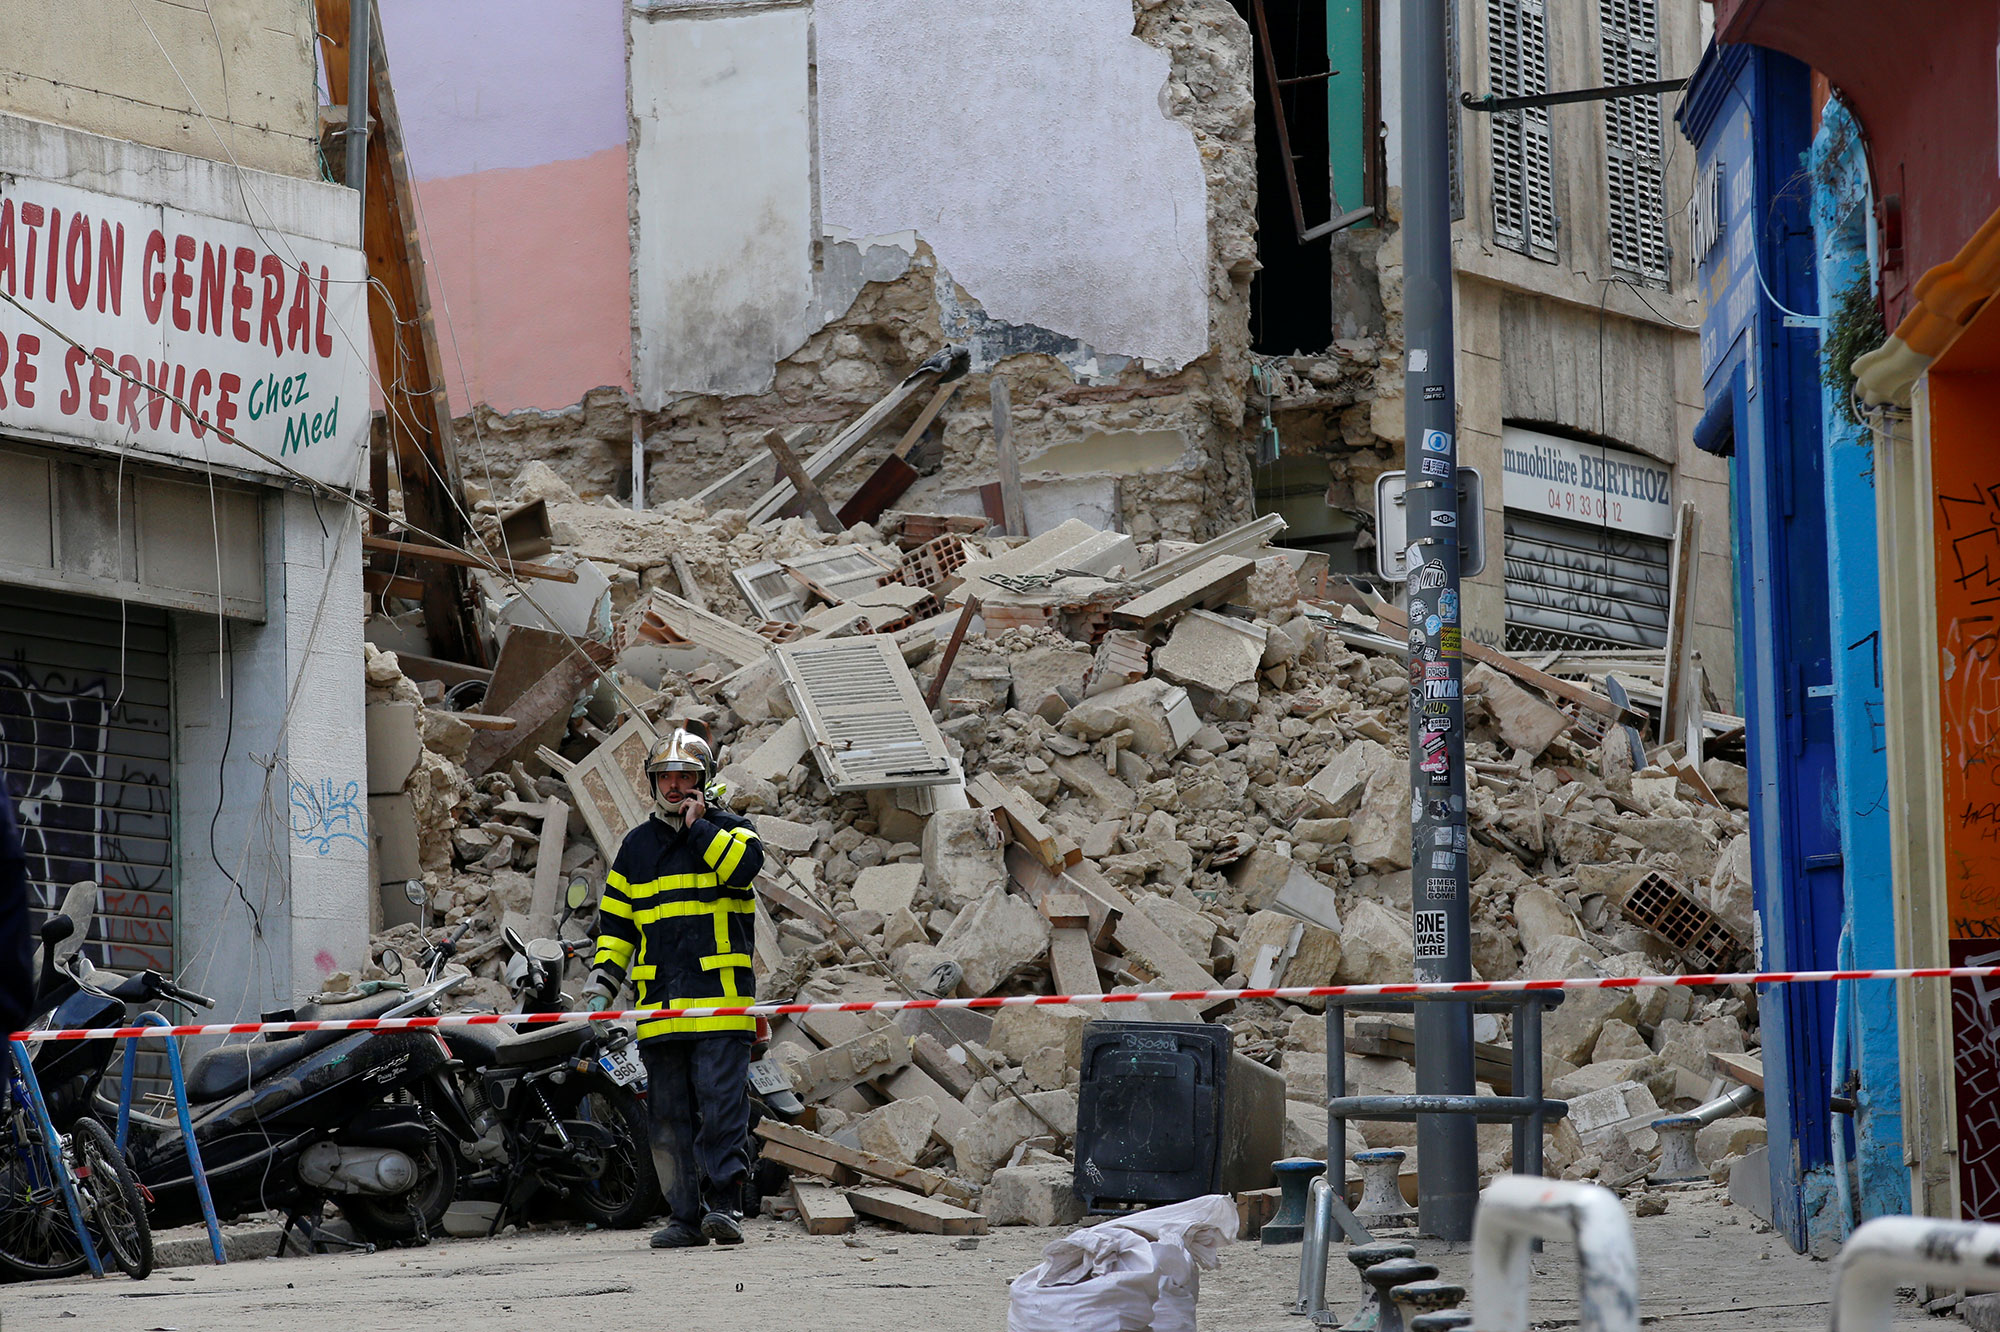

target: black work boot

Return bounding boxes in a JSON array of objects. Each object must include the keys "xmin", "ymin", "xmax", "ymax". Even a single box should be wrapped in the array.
[
  {"xmin": 650, "ymin": 1220, "xmax": 707, "ymax": 1249},
  {"xmin": 700, "ymin": 1209, "xmax": 745, "ymax": 1245}
]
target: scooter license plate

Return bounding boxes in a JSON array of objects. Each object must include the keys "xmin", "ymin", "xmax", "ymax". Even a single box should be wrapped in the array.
[{"xmin": 599, "ymin": 1046, "xmax": 645, "ymax": 1088}]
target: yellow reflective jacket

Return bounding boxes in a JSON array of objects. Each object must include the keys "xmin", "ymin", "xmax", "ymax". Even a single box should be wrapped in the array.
[{"xmin": 592, "ymin": 810, "xmax": 763, "ymax": 1040}]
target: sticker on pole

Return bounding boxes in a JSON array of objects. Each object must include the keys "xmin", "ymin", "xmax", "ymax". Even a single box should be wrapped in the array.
[
  {"xmin": 1422, "ymin": 429, "xmax": 1452, "ymax": 454},
  {"xmin": 1415, "ymin": 910, "xmax": 1449, "ymax": 959}
]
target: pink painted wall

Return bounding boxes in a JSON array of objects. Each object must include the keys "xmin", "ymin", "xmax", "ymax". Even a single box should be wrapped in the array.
[{"xmin": 378, "ymin": 0, "xmax": 631, "ymax": 414}]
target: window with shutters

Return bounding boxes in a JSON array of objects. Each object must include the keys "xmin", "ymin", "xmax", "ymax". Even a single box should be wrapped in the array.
[
  {"xmin": 1601, "ymin": 0, "xmax": 1669, "ymax": 285},
  {"xmin": 1486, "ymin": 0, "xmax": 1557, "ymax": 262}
]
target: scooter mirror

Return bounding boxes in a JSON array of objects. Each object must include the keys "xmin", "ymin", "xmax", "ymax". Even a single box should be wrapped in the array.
[
  {"xmin": 564, "ymin": 876, "xmax": 591, "ymax": 912},
  {"xmin": 402, "ymin": 878, "xmax": 426, "ymax": 907},
  {"xmin": 39, "ymin": 915, "xmax": 75, "ymax": 944},
  {"xmin": 502, "ymin": 926, "xmax": 528, "ymax": 955},
  {"xmin": 378, "ymin": 949, "xmax": 405, "ymax": 978}
]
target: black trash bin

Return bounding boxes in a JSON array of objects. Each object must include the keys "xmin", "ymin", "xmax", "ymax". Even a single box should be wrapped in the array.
[{"xmin": 1074, "ymin": 1022, "xmax": 1234, "ymax": 1212}]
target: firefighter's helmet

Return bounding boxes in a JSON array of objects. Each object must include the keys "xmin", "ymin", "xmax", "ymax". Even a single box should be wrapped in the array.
[{"xmin": 644, "ymin": 722, "xmax": 714, "ymax": 817}]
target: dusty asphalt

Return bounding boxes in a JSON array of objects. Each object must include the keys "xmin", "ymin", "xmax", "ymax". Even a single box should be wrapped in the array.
[{"xmin": 0, "ymin": 1183, "xmax": 1937, "ymax": 1331}]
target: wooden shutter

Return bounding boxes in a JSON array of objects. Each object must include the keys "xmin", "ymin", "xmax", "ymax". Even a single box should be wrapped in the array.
[
  {"xmin": 778, "ymin": 545, "xmax": 897, "ymax": 604},
  {"xmin": 774, "ymin": 636, "xmax": 957, "ymax": 791},
  {"xmin": 1601, "ymin": 0, "xmax": 1669, "ymax": 285},
  {"xmin": 1487, "ymin": 0, "xmax": 1556, "ymax": 262}
]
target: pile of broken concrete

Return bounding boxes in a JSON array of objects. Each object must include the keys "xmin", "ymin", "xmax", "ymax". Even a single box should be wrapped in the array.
[{"xmin": 356, "ymin": 462, "xmax": 1766, "ymax": 1228}]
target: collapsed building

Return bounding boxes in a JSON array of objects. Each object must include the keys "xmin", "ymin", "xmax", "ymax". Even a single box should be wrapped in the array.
[{"xmin": 357, "ymin": 470, "xmax": 1763, "ymax": 1228}]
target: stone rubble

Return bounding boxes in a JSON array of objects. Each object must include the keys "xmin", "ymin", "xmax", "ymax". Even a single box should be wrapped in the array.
[{"xmin": 358, "ymin": 475, "xmax": 1763, "ymax": 1226}]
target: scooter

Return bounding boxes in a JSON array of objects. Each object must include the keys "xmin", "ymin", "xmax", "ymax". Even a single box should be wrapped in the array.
[
  {"xmin": 405, "ymin": 882, "xmax": 658, "ymax": 1232},
  {"xmin": 32, "ymin": 889, "xmax": 476, "ymax": 1248}
]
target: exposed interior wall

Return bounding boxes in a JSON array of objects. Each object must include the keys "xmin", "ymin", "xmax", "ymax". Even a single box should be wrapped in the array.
[
  {"xmin": 0, "ymin": 0, "xmax": 321, "ymax": 179},
  {"xmin": 380, "ymin": 0, "xmax": 633, "ymax": 414},
  {"xmin": 462, "ymin": 0, "xmax": 1261, "ymax": 544},
  {"xmin": 629, "ymin": 2, "xmax": 816, "ymax": 400},
  {"xmin": 814, "ymin": 0, "xmax": 1211, "ymax": 371}
]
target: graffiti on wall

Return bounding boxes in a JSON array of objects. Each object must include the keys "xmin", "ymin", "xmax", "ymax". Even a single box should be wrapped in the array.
[
  {"xmin": 0, "ymin": 659, "xmax": 173, "ymax": 972},
  {"xmin": 289, "ymin": 777, "xmax": 366, "ymax": 856},
  {"xmin": 1932, "ymin": 435, "xmax": 2000, "ymax": 1218}
]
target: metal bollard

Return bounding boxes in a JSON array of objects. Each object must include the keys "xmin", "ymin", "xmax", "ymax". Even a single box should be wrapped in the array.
[
  {"xmin": 1649, "ymin": 1115, "xmax": 1704, "ymax": 1184},
  {"xmin": 1470, "ymin": 1175, "xmax": 1638, "ymax": 1332},
  {"xmin": 1268, "ymin": 1157, "xmax": 1329, "ymax": 1245},
  {"xmin": 1410, "ymin": 1314, "xmax": 1473, "ymax": 1332},
  {"xmin": 1362, "ymin": 1257, "xmax": 1439, "ymax": 1332},
  {"xmin": 1321, "ymin": 1241, "xmax": 1417, "ymax": 1326},
  {"xmin": 1391, "ymin": 1279, "xmax": 1467, "ymax": 1326},
  {"xmin": 1354, "ymin": 1148, "xmax": 1418, "ymax": 1226},
  {"xmin": 1830, "ymin": 1217, "xmax": 2000, "ymax": 1332}
]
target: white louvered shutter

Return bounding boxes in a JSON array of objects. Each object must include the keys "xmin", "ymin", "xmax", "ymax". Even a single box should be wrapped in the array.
[
  {"xmin": 1488, "ymin": 0, "xmax": 1557, "ymax": 262},
  {"xmin": 1601, "ymin": 0, "xmax": 1669, "ymax": 284},
  {"xmin": 774, "ymin": 636, "xmax": 957, "ymax": 791}
]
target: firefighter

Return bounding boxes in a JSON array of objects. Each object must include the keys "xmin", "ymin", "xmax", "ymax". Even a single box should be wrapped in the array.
[{"xmin": 584, "ymin": 722, "xmax": 764, "ymax": 1249}]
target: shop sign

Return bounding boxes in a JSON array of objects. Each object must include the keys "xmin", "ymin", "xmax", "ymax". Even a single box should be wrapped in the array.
[
  {"xmin": 0, "ymin": 146, "xmax": 368, "ymax": 489},
  {"xmin": 1500, "ymin": 424, "xmax": 1673, "ymax": 538}
]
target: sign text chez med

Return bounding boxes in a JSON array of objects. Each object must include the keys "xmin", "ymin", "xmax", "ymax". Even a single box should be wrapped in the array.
[{"xmin": 0, "ymin": 174, "xmax": 369, "ymax": 489}]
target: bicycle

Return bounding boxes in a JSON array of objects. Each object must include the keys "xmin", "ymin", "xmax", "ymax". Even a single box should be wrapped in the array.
[{"xmin": 1, "ymin": 1048, "xmax": 153, "ymax": 1281}]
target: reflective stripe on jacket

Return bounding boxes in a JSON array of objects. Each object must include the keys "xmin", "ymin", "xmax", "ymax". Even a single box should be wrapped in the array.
[{"xmin": 592, "ymin": 809, "xmax": 763, "ymax": 1039}]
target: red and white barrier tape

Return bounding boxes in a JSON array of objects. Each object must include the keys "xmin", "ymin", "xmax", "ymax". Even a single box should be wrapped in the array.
[{"xmin": 12, "ymin": 963, "xmax": 1998, "ymax": 1043}]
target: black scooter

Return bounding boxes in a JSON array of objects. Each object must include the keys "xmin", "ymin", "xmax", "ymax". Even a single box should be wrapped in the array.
[
  {"xmin": 401, "ymin": 891, "xmax": 658, "ymax": 1232},
  {"xmin": 31, "ymin": 894, "xmax": 476, "ymax": 1248}
]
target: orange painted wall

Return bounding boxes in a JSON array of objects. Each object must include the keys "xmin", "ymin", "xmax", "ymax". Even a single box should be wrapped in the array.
[
  {"xmin": 1929, "ymin": 361, "xmax": 2000, "ymax": 1217},
  {"xmin": 411, "ymin": 147, "xmax": 632, "ymax": 414}
]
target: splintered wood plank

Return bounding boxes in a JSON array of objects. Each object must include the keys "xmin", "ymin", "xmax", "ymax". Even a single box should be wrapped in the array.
[
  {"xmin": 1710, "ymin": 1050, "xmax": 1764, "ymax": 1091},
  {"xmin": 844, "ymin": 1185, "xmax": 989, "ymax": 1236},
  {"xmin": 790, "ymin": 1181, "xmax": 857, "ymax": 1235},
  {"xmin": 754, "ymin": 1121, "xmax": 970, "ymax": 1204},
  {"xmin": 760, "ymin": 1139, "xmax": 859, "ymax": 1186}
]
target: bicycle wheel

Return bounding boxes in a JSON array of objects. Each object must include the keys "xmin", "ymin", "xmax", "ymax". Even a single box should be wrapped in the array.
[
  {"xmin": 71, "ymin": 1117, "xmax": 151, "ymax": 1280},
  {"xmin": 0, "ymin": 1106, "xmax": 89, "ymax": 1281}
]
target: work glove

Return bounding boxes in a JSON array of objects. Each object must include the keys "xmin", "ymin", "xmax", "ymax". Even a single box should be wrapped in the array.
[{"xmin": 582, "ymin": 971, "xmax": 618, "ymax": 1014}]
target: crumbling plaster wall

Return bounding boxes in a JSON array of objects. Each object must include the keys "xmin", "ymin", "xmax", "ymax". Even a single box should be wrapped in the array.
[
  {"xmin": 461, "ymin": 0, "xmax": 1262, "ymax": 544},
  {"xmin": 0, "ymin": 0, "xmax": 322, "ymax": 180}
]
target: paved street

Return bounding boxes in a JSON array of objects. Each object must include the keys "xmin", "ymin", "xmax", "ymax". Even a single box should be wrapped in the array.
[{"xmin": 0, "ymin": 1184, "xmax": 1934, "ymax": 1331}]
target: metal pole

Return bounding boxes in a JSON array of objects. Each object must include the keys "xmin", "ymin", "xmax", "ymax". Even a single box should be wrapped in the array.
[
  {"xmin": 1400, "ymin": 0, "xmax": 1478, "ymax": 1241},
  {"xmin": 344, "ymin": 0, "xmax": 372, "ymax": 205}
]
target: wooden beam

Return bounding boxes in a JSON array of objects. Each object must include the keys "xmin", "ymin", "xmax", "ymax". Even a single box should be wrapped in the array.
[
  {"xmin": 760, "ymin": 1138, "xmax": 859, "ymax": 1186},
  {"xmin": 315, "ymin": 0, "xmax": 482, "ymax": 664},
  {"xmin": 1661, "ymin": 501, "xmax": 1701, "ymax": 747},
  {"xmin": 754, "ymin": 1121, "xmax": 971, "ymax": 1203},
  {"xmin": 1364, "ymin": 598, "xmax": 1644, "ymax": 728},
  {"xmin": 670, "ymin": 550, "xmax": 707, "ymax": 611},
  {"xmin": 362, "ymin": 569, "xmax": 426, "ymax": 600},
  {"xmin": 761, "ymin": 429, "xmax": 842, "ymax": 533},
  {"xmin": 748, "ymin": 367, "xmax": 944, "ymax": 523},
  {"xmin": 844, "ymin": 1186, "xmax": 988, "ymax": 1236},
  {"xmin": 362, "ymin": 534, "xmax": 579, "ymax": 583},
  {"xmin": 529, "ymin": 796, "xmax": 569, "ymax": 938},
  {"xmin": 790, "ymin": 1181, "xmax": 857, "ymax": 1235},
  {"xmin": 991, "ymin": 376, "xmax": 1026, "ymax": 537}
]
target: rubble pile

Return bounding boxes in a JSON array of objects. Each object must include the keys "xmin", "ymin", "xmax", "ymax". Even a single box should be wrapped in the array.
[{"xmin": 358, "ymin": 470, "xmax": 1766, "ymax": 1231}]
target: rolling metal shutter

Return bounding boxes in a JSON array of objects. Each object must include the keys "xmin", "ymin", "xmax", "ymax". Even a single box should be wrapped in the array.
[
  {"xmin": 1502, "ymin": 511, "xmax": 1671, "ymax": 652},
  {"xmin": 0, "ymin": 586, "xmax": 175, "ymax": 978}
]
